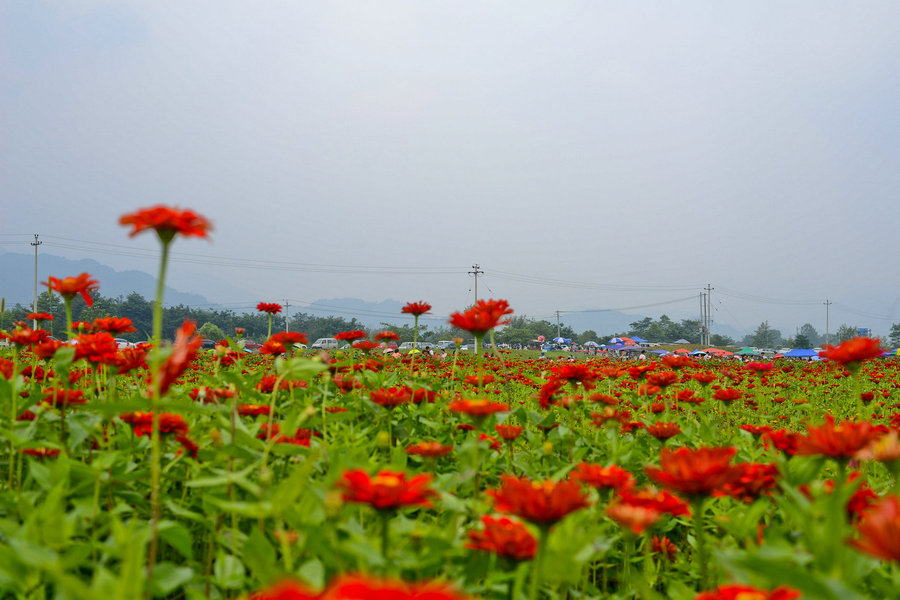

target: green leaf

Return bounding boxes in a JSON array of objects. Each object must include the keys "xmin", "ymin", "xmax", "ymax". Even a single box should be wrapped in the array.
[
  {"xmin": 243, "ymin": 528, "xmax": 278, "ymax": 585},
  {"xmin": 158, "ymin": 520, "xmax": 194, "ymax": 560},
  {"xmin": 214, "ymin": 551, "xmax": 246, "ymax": 589},
  {"xmin": 148, "ymin": 563, "xmax": 194, "ymax": 597},
  {"xmin": 298, "ymin": 558, "xmax": 325, "ymax": 590}
]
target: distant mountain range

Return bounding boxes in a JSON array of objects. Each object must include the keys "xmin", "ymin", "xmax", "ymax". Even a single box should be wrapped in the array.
[
  {"xmin": 0, "ymin": 252, "xmax": 747, "ymax": 339},
  {"xmin": 1, "ymin": 251, "xmax": 210, "ymax": 307}
]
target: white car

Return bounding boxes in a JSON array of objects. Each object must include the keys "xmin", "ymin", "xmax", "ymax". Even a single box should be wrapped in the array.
[{"xmin": 114, "ymin": 338, "xmax": 134, "ymax": 349}]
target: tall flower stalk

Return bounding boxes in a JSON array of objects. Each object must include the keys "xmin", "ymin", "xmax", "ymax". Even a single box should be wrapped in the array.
[{"xmin": 119, "ymin": 205, "xmax": 210, "ymax": 576}]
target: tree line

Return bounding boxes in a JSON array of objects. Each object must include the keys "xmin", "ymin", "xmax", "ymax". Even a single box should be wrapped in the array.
[{"xmin": 4, "ymin": 291, "xmax": 885, "ymax": 348}]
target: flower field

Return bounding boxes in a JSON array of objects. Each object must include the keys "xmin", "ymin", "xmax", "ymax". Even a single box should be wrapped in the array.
[{"xmin": 1, "ymin": 208, "xmax": 899, "ymax": 599}]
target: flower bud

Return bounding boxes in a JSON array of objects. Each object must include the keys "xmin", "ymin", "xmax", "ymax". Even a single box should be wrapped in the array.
[
  {"xmin": 542, "ymin": 441, "xmax": 554, "ymax": 456},
  {"xmin": 376, "ymin": 431, "xmax": 391, "ymax": 448}
]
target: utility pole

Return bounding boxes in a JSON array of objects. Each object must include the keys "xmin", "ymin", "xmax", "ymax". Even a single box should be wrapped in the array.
[
  {"xmin": 699, "ymin": 293, "xmax": 706, "ymax": 345},
  {"xmin": 468, "ymin": 264, "xmax": 483, "ymax": 353},
  {"xmin": 31, "ymin": 234, "xmax": 41, "ymax": 329},
  {"xmin": 556, "ymin": 310, "xmax": 561, "ymax": 339},
  {"xmin": 705, "ymin": 284, "xmax": 714, "ymax": 346},
  {"xmin": 284, "ymin": 299, "xmax": 289, "ymax": 332},
  {"xmin": 824, "ymin": 299, "xmax": 831, "ymax": 345},
  {"xmin": 468, "ymin": 264, "xmax": 483, "ymax": 304}
]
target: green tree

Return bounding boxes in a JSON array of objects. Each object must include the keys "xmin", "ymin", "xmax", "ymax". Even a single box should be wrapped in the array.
[
  {"xmin": 710, "ymin": 334, "xmax": 734, "ymax": 346},
  {"xmin": 793, "ymin": 333, "xmax": 811, "ymax": 348},
  {"xmin": 889, "ymin": 323, "xmax": 900, "ymax": 347},
  {"xmin": 197, "ymin": 322, "xmax": 225, "ymax": 341},
  {"xmin": 577, "ymin": 329, "xmax": 599, "ymax": 344},
  {"xmin": 834, "ymin": 324, "xmax": 858, "ymax": 343},
  {"xmin": 751, "ymin": 321, "xmax": 781, "ymax": 349},
  {"xmin": 799, "ymin": 323, "xmax": 821, "ymax": 347}
]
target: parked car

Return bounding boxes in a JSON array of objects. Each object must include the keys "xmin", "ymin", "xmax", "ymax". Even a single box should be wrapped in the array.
[
  {"xmin": 114, "ymin": 338, "xmax": 134, "ymax": 349},
  {"xmin": 311, "ymin": 337, "xmax": 339, "ymax": 350}
]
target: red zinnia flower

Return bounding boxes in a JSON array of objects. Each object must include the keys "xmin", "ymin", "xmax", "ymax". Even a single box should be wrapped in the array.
[
  {"xmin": 652, "ymin": 535, "xmax": 678, "ymax": 560},
  {"xmin": 92, "ymin": 317, "xmax": 136, "ymax": 334},
  {"xmin": 257, "ymin": 302, "xmax": 283, "ymax": 315},
  {"xmin": 151, "ymin": 319, "xmax": 202, "ymax": 396},
  {"xmin": 238, "ymin": 404, "xmax": 273, "ymax": 417},
  {"xmin": 370, "ymin": 386, "xmax": 412, "ymax": 409},
  {"xmin": 375, "ymin": 331, "xmax": 400, "ymax": 342},
  {"xmin": 713, "ymin": 388, "xmax": 743, "ymax": 402},
  {"xmin": 571, "ymin": 462, "xmax": 635, "ymax": 492},
  {"xmin": 646, "ymin": 371, "xmax": 679, "ymax": 389},
  {"xmin": 448, "ymin": 299, "xmax": 513, "ymax": 336},
  {"xmin": 22, "ymin": 447, "xmax": 61, "ymax": 459},
  {"xmin": 335, "ymin": 330, "xmax": 367, "ymax": 342},
  {"xmin": 495, "ymin": 424, "xmax": 524, "ymax": 441},
  {"xmin": 73, "ymin": 332, "xmax": 119, "ymax": 364},
  {"xmin": 352, "ymin": 340, "xmax": 381, "ymax": 353},
  {"xmin": 270, "ymin": 331, "xmax": 308, "ymax": 346},
  {"xmin": 44, "ymin": 273, "xmax": 100, "ymax": 307},
  {"xmin": 715, "ymin": 462, "xmax": 780, "ymax": 503},
  {"xmin": 819, "ymin": 337, "xmax": 883, "ymax": 369},
  {"xmin": 259, "ymin": 340, "xmax": 287, "ymax": 356},
  {"xmin": 401, "ymin": 301, "xmax": 432, "ymax": 316},
  {"xmin": 487, "ymin": 475, "xmax": 589, "ymax": 525},
  {"xmin": 694, "ymin": 584, "xmax": 801, "ymax": 600},
  {"xmin": 26, "ymin": 312, "xmax": 54, "ymax": 322},
  {"xmin": 606, "ymin": 501, "xmax": 662, "ymax": 534},
  {"xmin": 250, "ymin": 574, "xmax": 473, "ymax": 600},
  {"xmin": 615, "ymin": 487, "xmax": 692, "ymax": 517},
  {"xmin": 119, "ymin": 412, "xmax": 189, "ymax": 437},
  {"xmin": 795, "ymin": 415, "xmax": 883, "ymax": 459},
  {"xmin": 850, "ymin": 494, "xmax": 900, "ymax": 562},
  {"xmin": 405, "ymin": 441, "xmax": 453, "ymax": 457},
  {"xmin": 645, "ymin": 446, "xmax": 740, "ymax": 498},
  {"xmin": 336, "ymin": 469, "xmax": 437, "ymax": 510},
  {"xmin": 645, "ymin": 421, "xmax": 682, "ymax": 441},
  {"xmin": 4, "ymin": 327, "xmax": 50, "ymax": 348},
  {"xmin": 41, "ymin": 388, "xmax": 86, "ymax": 407},
  {"xmin": 119, "ymin": 205, "xmax": 211, "ymax": 240},
  {"xmin": 466, "ymin": 515, "xmax": 537, "ymax": 561},
  {"xmin": 763, "ymin": 429, "xmax": 801, "ymax": 455},
  {"xmin": 448, "ymin": 398, "xmax": 509, "ymax": 417},
  {"xmin": 33, "ymin": 339, "xmax": 63, "ymax": 361}
]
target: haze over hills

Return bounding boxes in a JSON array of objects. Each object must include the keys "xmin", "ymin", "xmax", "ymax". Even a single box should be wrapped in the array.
[{"xmin": 1, "ymin": 252, "xmax": 746, "ymax": 340}]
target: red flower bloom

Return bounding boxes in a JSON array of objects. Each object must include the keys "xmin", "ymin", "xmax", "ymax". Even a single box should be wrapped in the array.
[
  {"xmin": 257, "ymin": 302, "xmax": 283, "ymax": 315},
  {"xmin": 645, "ymin": 446, "xmax": 740, "ymax": 498},
  {"xmin": 488, "ymin": 475, "xmax": 589, "ymax": 525},
  {"xmin": 713, "ymin": 388, "xmax": 743, "ymax": 402},
  {"xmin": 495, "ymin": 424, "xmax": 524, "ymax": 441},
  {"xmin": 466, "ymin": 515, "xmax": 537, "ymax": 561},
  {"xmin": 691, "ymin": 372, "xmax": 717, "ymax": 385},
  {"xmin": 270, "ymin": 331, "xmax": 308, "ymax": 346},
  {"xmin": 250, "ymin": 575, "xmax": 473, "ymax": 600},
  {"xmin": 645, "ymin": 421, "xmax": 682, "ymax": 441},
  {"xmin": 92, "ymin": 317, "xmax": 136, "ymax": 334},
  {"xmin": 661, "ymin": 354, "xmax": 695, "ymax": 370},
  {"xmin": 795, "ymin": 415, "xmax": 884, "ymax": 459},
  {"xmin": 606, "ymin": 501, "xmax": 662, "ymax": 534},
  {"xmin": 646, "ymin": 370, "xmax": 679, "ymax": 389},
  {"xmin": 73, "ymin": 332, "xmax": 119, "ymax": 364},
  {"xmin": 819, "ymin": 337, "xmax": 883, "ymax": 369},
  {"xmin": 552, "ymin": 363, "xmax": 598, "ymax": 389},
  {"xmin": 615, "ymin": 487, "xmax": 692, "ymax": 517},
  {"xmin": 119, "ymin": 411, "xmax": 189, "ymax": 437},
  {"xmin": 571, "ymin": 463, "xmax": 635, "ymax": 492},
  {"xmin": 352, "ymin": 340, "xmax": 381, "ymax": 353},
  {"xmin": 405, "ymin": 441, "xmax": 453, "ymax": 457},
  {"xmin": 715, "ymin": 462, "xmax": 780, "ymax": 503},
  {"xmin": 694, "ymin": 584, "xmax": 801, "ymax": 600},
  {"xmin": 33, "ymin": 339, "xmax": 63, "ymax": 361},
  {"xmin": 259, "ymin": 340, "xmax": 287, "ymax": 356},
  {"xmin": 763, "ymin": 429, "xmax": 801, "ymax": 455},
  {"xmin": 4, "ymin": 327, "xmax": 50, "ymax": 348},
  {"xmin": 151, "ymin": 319, "xmax": 202, "ymax": 396},
  {"xmin": 335, "ymin": 330, "xmax": 367, "ymax": 342},
  {"xmin": 448, "ymin": 299, "xmax": 513, "ymax": 336},
  {"xmin": 44, "ymin": 273, "xmax": 100, "ymax": 307},
  {"xmin": 337, "ymin": 469, "xmax": 437, "ymax": 510},
  {"xmin": 26, "ymin": 312, "xmax": 54, "ymax": 322},
  {"xmin": 41, "ymin": 388, "xmax": 86, "ymax": 407},
  {"xmin": 401, "ymin": 301, "xmax": 432, "ymax": 316},
  {"xmin": 375, "ymin": 331, "xmax": 400, "ymax": 342},
  {"xmin": 119, "ymin": 205, "xmax": 211, "ymax": 240},
  {"xmin": 850, "ymin": 494, "xmax": 900, "ymax": 562},
  {"xmin": 238, "ymin": 404, "xmax": 273, "ymax": 417},
  {"xmin": 652, "ymin": 535, "xmax": 678, "ymax": 560},
  {"xmin": 479, "ymin": 433, "xmax": 502, "ymax": 452},
  {"xmin": 116, "ymin": 346, "xmax": 148, "ymax": 374},
  {"xmin": 370, "ymin": 386, "xmax": 412, "ymax": 409},
  {"xmin": 449, "ymin": 398, "xmax": 509, "ymax": 417},
  {"xmin": 22, "ymin": 448, "xmax": 61, "ymax": 459}
]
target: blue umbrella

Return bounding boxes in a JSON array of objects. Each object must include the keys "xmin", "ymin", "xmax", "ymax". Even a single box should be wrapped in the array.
[{"xmin": 784, "ymin": 349, "xmax": 818, "ymax": 358}]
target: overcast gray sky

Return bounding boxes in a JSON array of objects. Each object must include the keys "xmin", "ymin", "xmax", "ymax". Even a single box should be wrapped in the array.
[{"xmin": 2, "ymin": 1, "xmax": 899, "ymax": 335}]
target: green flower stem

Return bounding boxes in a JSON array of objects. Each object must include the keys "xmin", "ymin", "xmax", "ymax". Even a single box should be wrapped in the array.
[
  {"xmin": 267, "ymin": 313, "xmax": 273, "ymax": 339},
  {"xmin": 529, "ymin": 525, "xmax": 550, "ymax": 600},
  {"xmin": 147, "ymin": 238, "xmax": 171, "ymax": 578},
  {"xmin": 380, "ymin": 511, "xmax": 391, "ymax": 569},
  {"xmin": 693, "ymin": 498, "xmax": 710, "ymax": 590},
  {"xmin": 64, "ymin": 298, "xmax": 73, "ymax": 340}
]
